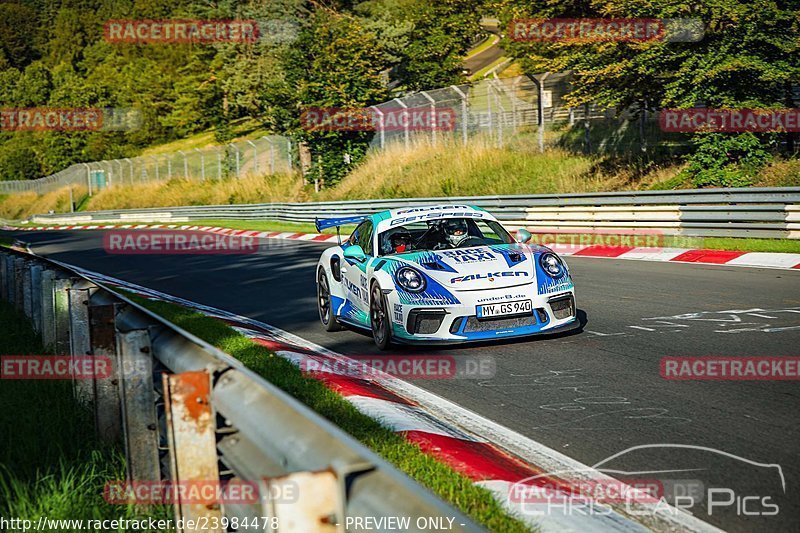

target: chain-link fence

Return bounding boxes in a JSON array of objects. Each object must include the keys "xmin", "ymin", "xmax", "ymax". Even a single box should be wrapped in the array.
[
  {"xmin": 367, "ymin": 73, "xmax": 691, "ymax": 156},
  {"xmin": 0, "ymin": 136, "xmax": 293, "ymax": 196},
  {"xmin": 13, "ymin": 70, "xmax": 783, "ymax": 197}
]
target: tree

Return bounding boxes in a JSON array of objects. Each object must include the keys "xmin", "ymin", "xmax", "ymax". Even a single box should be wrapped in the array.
[
  {"xmin": 285, "ymin": 7, "xmax": 391, "ymax": 185},
  {"xmin": 0, "ymin": 2, "xmax": 40, "ymax": 69},
  {"xmin": 493, "ymin": 0, "xmax": 800, "ymax": 184}
]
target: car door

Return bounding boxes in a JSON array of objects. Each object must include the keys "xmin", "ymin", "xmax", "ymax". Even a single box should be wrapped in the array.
[{"xmin": 342, "ymin": 220, "xmax": 374, "ymax": 320}]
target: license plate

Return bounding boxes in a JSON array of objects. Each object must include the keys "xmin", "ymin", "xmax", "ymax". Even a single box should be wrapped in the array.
[{"xmin": 476, "ymin": 299, "xmax": 532, "ymax": 319}]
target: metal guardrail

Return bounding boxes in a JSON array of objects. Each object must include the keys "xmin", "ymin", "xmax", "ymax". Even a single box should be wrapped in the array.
[
  {"xmin": 0, "ymin": 246, "xmax": 480, "ymax": 533},
  {"xmin": 26, "ymin": 187, "xmax": 800, "ymax": 239}
]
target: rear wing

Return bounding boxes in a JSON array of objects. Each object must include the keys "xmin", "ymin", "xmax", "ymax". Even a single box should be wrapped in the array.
[
  {"xmin": 314, "ymin": 215, "xmax": 367, "ymax": 244},
  {"xmin": 314, "ymin": 215, "xmax": 366, "ymax": 232}
]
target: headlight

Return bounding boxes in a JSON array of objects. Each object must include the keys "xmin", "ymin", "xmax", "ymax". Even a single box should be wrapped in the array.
[
  {"xmin": 396, "ymin": 267, "xmax": 426, "ymax": 293},
  {"xmin": 539, "ymin": 253, "xmax": 565, "ymax": 277}
]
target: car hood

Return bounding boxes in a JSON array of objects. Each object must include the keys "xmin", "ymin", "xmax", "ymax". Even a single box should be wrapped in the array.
[{"xmin": 390, "ymin": 243, "xmax": 548, "ymax": 290}]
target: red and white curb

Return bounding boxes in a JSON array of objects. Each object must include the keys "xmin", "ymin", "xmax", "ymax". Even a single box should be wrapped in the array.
[
  {"xmin": 48, "ymin": 261, "xmax": 720, "ymax": 533},
  {"xmin": 4, "ymin": 223, "xmax": 800, "ymax": 270},
  {"xmin": 2, "ymin": 223, "xmax": 342, "ymax": 243}
]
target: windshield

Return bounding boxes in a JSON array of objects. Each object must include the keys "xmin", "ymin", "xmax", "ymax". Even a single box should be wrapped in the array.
[{"xmin": 378, "ymin": 218, "xmax": 514, "ymax": 256}]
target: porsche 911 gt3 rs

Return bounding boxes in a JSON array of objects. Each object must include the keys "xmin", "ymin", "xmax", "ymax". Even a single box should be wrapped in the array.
[{"xmin": 315, "ymin": 204, "xmax": 578, "ymax": 349}]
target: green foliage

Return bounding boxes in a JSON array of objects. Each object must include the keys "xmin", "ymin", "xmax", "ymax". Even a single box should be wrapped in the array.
[
  {"xmin": 494, "ymin": 0, "xmax": 800, "ymax": 182},
  {"xmin": 0, "ymin": 2, "xmax": 40, "ymax": 69},
  {"xmin": 681, "ymin": 132, "xmax": 773, "ymax": 187},
  {"xmin": 0, "ymin": 136, "xmax": 41, "ymax": 181},
  {"xmin": 0, "ymin": 0, "xmax": 481, "ymax": 184},
  {"xmin": 285, "ymin": 8, "xmax": 391, "ymax": 185}
]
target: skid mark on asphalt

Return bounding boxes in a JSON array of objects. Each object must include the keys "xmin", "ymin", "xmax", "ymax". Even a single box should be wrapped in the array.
[
  {"xmin": 477, "ymin": 369, "xmax": 692, "ymax": 430},
  {"xmin": 585, "ymin": 307, "xmax": 800, "ymax": 337}
]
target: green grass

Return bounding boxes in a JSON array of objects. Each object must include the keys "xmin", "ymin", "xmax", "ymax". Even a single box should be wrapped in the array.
[
  {"xmin": 0, "ymin": 300, "xmax": 172, "ymax": 530},
  {"xmin": 464, "ymin": 35, "xmax": 499, "ymax": 60},
  {"xmin": 184, "ymin": 219, "xmax": 360, "ymax": 236},
  {"xmin": 123, "ymin": 293, "xmax": 531, "ymax": 532},
  {"xmin": 690, "ymin": 236, "xmax": 800, "ymax": 254},
  {"xmin": 138, "ymin": 118, "xmax": 271, "ymax": 156}
]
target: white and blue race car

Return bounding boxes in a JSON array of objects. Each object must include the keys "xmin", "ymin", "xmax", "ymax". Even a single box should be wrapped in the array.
[{"xmin": 315, "ymin": 204, "xmax": 578, "ymax": 349}]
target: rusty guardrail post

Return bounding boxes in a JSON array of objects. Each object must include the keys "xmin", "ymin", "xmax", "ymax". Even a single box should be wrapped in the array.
[
  {"xmin": 260, "ymin": 471, "xmax": 339, "ymax": 532},
  {"xmin": 163, "ymin": 369, "xmax": 223, "ymax": 533}
]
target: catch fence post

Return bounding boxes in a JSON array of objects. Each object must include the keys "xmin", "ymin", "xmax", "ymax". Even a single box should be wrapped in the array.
[
  {"xmin": 421, "ymin": 92, "xmax": 437, "ymax": 145},
  {"xmin": 393, "ymin": 98, "xmax": 410, "ymax": 148},
  {"xmin": 247, "ymin": 140, "xmax": 258, "ymax": 175}
]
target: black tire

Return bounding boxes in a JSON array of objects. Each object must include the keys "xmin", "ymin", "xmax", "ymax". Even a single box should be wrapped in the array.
[
  {"xmin": 317, "ymin": 269, "xmax": 342, "ymax": 332},
  {"xmin": 370, "ymin": 282, "xmax": 392, "ymax": 350}
]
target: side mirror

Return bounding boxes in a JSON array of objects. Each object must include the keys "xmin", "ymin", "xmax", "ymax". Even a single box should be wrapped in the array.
[
  {"xmin": 343, "ymin": 244, "xmax": 367, "ymax": 262},
  {"xmin": 515, "ymin": 228, "xmax": 532, "ymax": 244}
]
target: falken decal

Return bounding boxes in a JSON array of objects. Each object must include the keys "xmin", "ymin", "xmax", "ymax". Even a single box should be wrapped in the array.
[{"xmin": 450, "ymin": 271, "xmax": 529, "ymax": 283}]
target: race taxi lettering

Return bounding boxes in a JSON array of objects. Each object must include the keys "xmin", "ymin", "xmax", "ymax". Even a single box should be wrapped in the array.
[{"xmin": 440, "ymin": 249, "xmax": 495, "ymax": 263}]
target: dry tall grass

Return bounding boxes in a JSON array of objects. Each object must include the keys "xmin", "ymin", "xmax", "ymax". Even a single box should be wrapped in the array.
[
  {"xmin": 84, "ymin": 172, "xmax": 305, "ymax": 211},
  {"xmin": 319, "ymin": 136, "xmax": 678, "ymax": 200},
  {"xmin": 3, "ymin": 136, "xmax": 795, "ymax": 221},
  {"xmin": 0, "ymin": 186, "xmax": 86, "ymax": 220}
]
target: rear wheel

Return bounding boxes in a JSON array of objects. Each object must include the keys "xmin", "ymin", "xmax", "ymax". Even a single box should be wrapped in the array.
[
  {"xmin": 318, "ymin": 269, "xmax": 342, "ymax": 332},
  {"xmin": 370, "ymin": 282, "xmax": 392, "ymax": 350}
]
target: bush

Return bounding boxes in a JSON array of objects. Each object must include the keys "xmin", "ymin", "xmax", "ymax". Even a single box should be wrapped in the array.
[{"xmin": 681, "ymin": 133, "xmax": 773, "ymax": 188}]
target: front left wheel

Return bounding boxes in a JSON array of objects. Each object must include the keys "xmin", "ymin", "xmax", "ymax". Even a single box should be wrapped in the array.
[
  {"xmin": 318, "ymin": 269, "xmax": 342, "ymax": 332},
  {"xmin": 370, "ymin": 282, "xmax": 392, "ymax": 350}
]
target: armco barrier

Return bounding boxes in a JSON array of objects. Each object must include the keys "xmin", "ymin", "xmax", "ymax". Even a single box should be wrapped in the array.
[
  {"xmin": 25, "ymin": 187, "xmax": 800, "ymax": 239},
  {"xmin": 0, "ymin": 246, "xmax": 480, "ymax": 533}
]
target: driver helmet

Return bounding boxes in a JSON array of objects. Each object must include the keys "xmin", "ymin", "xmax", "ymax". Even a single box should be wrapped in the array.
[
  {"xmin": 444, "ymin": 219, "xmax": 469, "ymax": 247},
  {"xmin": 390, "ymin": 229, "xmax": 413, "ymax": 253}
]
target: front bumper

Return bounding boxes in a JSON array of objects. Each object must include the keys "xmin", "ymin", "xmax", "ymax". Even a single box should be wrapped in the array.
[{"xmin": 391, "ymin": 290, "xmax": 578, "ymax": 343}]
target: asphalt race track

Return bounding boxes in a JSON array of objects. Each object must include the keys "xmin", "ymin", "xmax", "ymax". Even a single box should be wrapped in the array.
[{"xmin": 5, "ymin": 228, "xmax": 799, "ymax": 532}]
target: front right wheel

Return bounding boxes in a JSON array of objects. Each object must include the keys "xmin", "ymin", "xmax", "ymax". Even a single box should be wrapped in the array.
[{"xmin": 370, "ymin": 283, "xmax": 392, "ymax": 350}]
